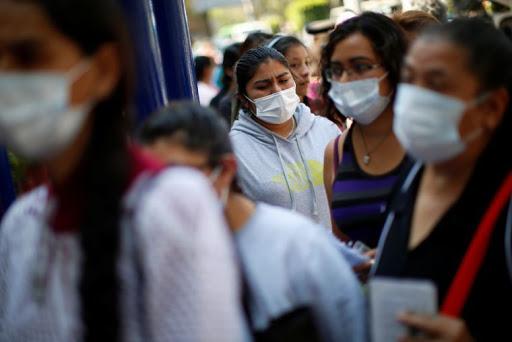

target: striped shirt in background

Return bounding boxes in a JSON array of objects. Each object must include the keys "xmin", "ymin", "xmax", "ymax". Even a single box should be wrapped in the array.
[{"xmin": 331, "ymin": 129, "xmax": 407, "ymax": 248}]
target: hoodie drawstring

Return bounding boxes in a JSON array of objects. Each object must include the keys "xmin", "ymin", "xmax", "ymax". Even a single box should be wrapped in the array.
[
  {"xmin": 272, "ymin": 135, "xmax": 297, "ymax": 211},
  {"xmin": 295, "ymin": 137, "xmax": 319, "ymax": 219}
]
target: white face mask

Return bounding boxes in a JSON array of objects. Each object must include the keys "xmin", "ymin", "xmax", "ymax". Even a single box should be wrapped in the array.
[
  {"xmin": 393, "ymin": 83, "xmax": 484, "ymax": 163},
  {"xmin": 328, "ymin": 73, "xmax": 391, "ymax": 125},
  {"xmin": 245, "ymin": 86, "xmax": 300, "ymax": 124},
  {"xmin": 0, "ymin": 61, "xmax": 91, "ymax": 161}
]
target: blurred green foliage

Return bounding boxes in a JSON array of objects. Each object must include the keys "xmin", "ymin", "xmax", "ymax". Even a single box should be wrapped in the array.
[{"xmin": 285, "ymin": 0, "xmax": 330, "ymax": 31}]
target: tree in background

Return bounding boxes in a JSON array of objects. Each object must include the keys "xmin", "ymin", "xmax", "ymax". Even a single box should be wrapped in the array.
[{"xmin": 286, "ymin": 0, "xmax": 331, "ymax": 31}]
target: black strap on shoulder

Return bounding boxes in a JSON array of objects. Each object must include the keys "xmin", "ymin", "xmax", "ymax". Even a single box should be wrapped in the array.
[{"xmin": 370, "ymin": 161, "xmax": 422, "ymax": 277}]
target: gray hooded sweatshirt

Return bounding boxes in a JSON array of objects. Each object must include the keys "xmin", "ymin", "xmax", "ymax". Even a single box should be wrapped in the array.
[{"xmin": 230, "ymin": 104, "xmax": 341, "ymax": 229}]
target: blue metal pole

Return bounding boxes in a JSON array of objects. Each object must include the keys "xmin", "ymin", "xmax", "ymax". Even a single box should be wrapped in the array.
[
  {"xmin": 121, "ymin": 0, "xmax": 198, "ymax": 125},
  {"xmin": 0, "ymin": 148, "xmax": 16, "ymax": 217}
]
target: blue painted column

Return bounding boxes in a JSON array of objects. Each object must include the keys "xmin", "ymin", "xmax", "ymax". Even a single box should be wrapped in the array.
[
  {"xmin": 121, "ymin": 0, "xmax": 198, "ymax": 125},
  {"xmin": 0, "ymin": 148, "xmax": 15, "ymax": 217}
]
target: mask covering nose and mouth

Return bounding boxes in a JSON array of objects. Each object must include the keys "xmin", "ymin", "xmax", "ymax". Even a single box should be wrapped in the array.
[
  {"xmin": 245, "ymin": 86, "xmax": 300, "ymax": 124},
  {"xmin": 0, "ymin": 61, "xmax": 92, "ymax": 161},
  {"xmin": 328, "ymin": 73, "xmax": 391, "ymax": 125},
  {"xmin": 393, "ymin": 83, "xmax": 486, "ymax": 163}
]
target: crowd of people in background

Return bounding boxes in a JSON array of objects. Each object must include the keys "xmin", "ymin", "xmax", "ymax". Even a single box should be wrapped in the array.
[{"xmin": 0, "ymin": 0, "xmax": 511, "ymax": 341}]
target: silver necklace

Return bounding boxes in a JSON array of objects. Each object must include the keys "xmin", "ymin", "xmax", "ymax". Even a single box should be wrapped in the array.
[{"xmin": 358, "ymin": 124, "xmax": 393, "ymax": 165}]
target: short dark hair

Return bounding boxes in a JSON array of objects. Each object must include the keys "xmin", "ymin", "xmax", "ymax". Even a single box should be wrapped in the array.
[
  {"xmin": 240, "ymin": 32, "xmax": 274, "ymax": 55},
  {"xmin": 139, "ymin": 101, "xmax": 232, "ymax": 167},
  {"xmin": 320, "ymin": 12, "xmax": 407, "ymax": 123},
  {"xmin": 221, "ymin": 43, "xmax": 241, "ymax": 90},
  {"xmin": 268, "ymin": 35, "xmax": 307, "ymax": 56},
  {"xmin": 194, "ymin": 55, "xmax": 214, "ymax": 81}
]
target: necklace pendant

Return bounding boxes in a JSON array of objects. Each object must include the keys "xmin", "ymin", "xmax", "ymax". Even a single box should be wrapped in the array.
[{"xmin": 363, "ymin": 154, "xmax": 371, "ymax": 165}]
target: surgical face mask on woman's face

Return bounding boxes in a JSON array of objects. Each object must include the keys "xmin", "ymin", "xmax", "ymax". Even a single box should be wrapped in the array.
[
  {"xmin": 0, "ymin": 61, "xmax": 92, "ymax": 161},
  {"xmin": 393, "ymin": 83, "xmax": 486, "ymax": 164},
  {"xmin": 328, "ymin": 73, "xmax": 391, "ymax": 125},
  {"xmin": 245, "ymin": 86, "xmax": 300, "ymax": 124}
]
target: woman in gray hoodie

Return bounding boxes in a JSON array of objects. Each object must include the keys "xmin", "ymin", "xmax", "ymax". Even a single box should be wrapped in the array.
[{"xmin": 230, "ymin": 47, "xmax": 341, "ymax": 230}]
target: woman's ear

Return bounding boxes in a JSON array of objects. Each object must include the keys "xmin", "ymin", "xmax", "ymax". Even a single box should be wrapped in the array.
[
  {"xmin": 90, "ymin": 43, "xmax": 121, "ymax": 101},
  {"xmin": 237, "ymin": 92, "xmax": 250, "ymax": 110},
  {"xmin": 225, "ymin": 68, "xmax": 234, "ymax": 78},
  {"xmin": 480, "ymin": 87, "xmax": 508, "ymax": 133}
]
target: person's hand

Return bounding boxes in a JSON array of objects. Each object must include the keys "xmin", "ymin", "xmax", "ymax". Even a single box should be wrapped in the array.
[
  {"xmin": 352, "ymin": 249, "xmax": 376, "ymax": 283},
  {"xmin": 365, "ymin": 249, "xmax": 377, "ymax": 258},
  {"xmin": 397, "ymin": 312, "xmax": 474, "ymax": 342}
]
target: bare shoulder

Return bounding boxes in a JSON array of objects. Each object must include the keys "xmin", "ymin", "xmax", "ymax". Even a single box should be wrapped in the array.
[{"xmin": 324, "ymin": 129, "xmax": 350, "ymax": 164}]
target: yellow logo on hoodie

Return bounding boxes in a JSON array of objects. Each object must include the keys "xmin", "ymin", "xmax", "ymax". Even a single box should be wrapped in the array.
[{"xmin": 271, "ymin": 160, "xmax": 324, "ymax": 192}]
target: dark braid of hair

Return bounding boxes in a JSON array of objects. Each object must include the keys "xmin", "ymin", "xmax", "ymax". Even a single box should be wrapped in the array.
[{"xmin": 34, "ymin": 0, "xmax": 134, "ymax": 340}]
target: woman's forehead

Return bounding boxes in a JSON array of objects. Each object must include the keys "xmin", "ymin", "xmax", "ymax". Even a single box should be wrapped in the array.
[
  {"xmin": 286, "ymin": 44, "xmax": 308, "ymax": 58},
  {"xmin": 407, "ymin": 38, "xmax": 468, "ymax": 74},
  {"xmin": 250, "ymin": 59, "xmax": 289, "ymax": 81},
  {"xmin": 0, "ymin": 2, "xmax": 54, "ymax": 41},
  {"xmin": 332, "ymin": 32, "xmax": 378, "ymax": 62}
]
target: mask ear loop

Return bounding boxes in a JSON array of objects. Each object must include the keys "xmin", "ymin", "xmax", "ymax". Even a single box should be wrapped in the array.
[
  {"xmin": 243, "ymin": 94, "xmax": 255, "ymax": 104},
  {"xmin": 242, "ymin": 94, "xmax": 258, "ymax": 117},
  {"xmin": 209, "ymin": 165, "xmax": 223, "ymax": 182},
  {"xmin": 377, "ymin": 72, "xmax": 388, "ymax": 82},
  {"xmin": 220, "ymin": 187, "xmax": 230, "ymax": 206},
  {"xmin": 209, "ymin": 165, "xmax": 231, "ymax": 207},
  {"xmin": 460, "ymin": 92, "xmax": 491, "ymax": 144},
  {"xmin": 67, "ymin": 60, "xmax": 92, "ymax": 82},
  {"xmin": 377, "ymin": 72, "xmax": 395, "ymax": 99},
  {"xmin": 66, "ymin": 60, "xmax": 95, "ymax": 112},
  {"xmin": 468, "ymin": 92, "xmax": 491, "ymax": 109}
]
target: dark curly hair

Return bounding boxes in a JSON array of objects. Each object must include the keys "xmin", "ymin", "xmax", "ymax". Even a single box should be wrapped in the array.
[{"xmin": 320, "ymin": 12, "xmax": 407, "ymax": 125}]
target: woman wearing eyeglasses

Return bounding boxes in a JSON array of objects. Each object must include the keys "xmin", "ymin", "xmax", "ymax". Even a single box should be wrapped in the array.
[{"xmin": 322, "ymin": 13, "xmax": 410, "ymax": 250}]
